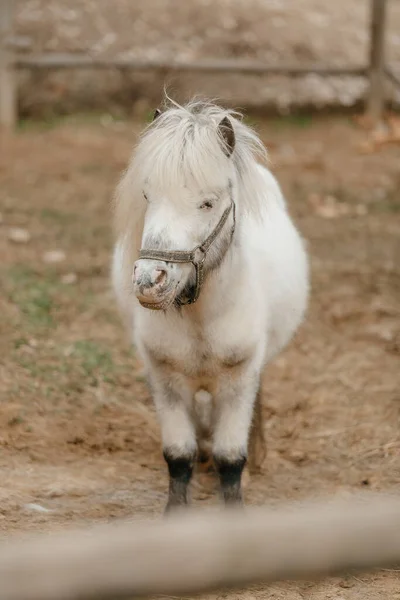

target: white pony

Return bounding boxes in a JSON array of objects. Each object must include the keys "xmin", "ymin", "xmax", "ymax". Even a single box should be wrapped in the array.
[{"xmin": 112, "ymin": 99, "xmax": 309, "ymax": 512}]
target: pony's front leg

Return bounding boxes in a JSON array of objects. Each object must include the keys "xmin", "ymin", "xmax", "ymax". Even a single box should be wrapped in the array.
[
  {"xmin": 152, "ymin": 374, "xmax": 197, "ymax": 514},
  {"xmin": 213, "ymin": 374, "xmax": 259, "ymax": 506}
]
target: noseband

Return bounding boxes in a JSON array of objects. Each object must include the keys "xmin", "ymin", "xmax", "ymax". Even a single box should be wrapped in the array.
[{"xmin": 139, "ymin": 198, "xmax": 236, "ymax": 305}]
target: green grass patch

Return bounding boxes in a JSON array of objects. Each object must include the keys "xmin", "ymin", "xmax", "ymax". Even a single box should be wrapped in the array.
[
  {"xmin": 242, "ymin": 114, "xmax": 260, "ymax": 128},
  {"xmin": 8, "ymin": 415, "xmax": 25, "ymax": 427},
  {"xmin": 17, "ymin": 116, "xmax": 64, "ymax": 133},
  {"xmin": 370, "ymin": 195, "xmax": 400, "ymax": 213},
  {"xmin": 14, "ymin": 339, "xmax": 118, "ymax": 395},
  {"xmin": 6, "ymin": 266, "xmax": 56, "ymax": 329},
  {"xmin": 269, "ymin": 114, "xmax": 314, "ymax": 130},
  {"xmin": 17, "ymin": 111, "xmax": 124, "ymax": 133},
  {"xmin": 40, "ymin": 207, "xmax": 77, "ymax": 225},
  {"xmin": 72, "ymin": 340, "xmax": 114, "ymax": 377}
]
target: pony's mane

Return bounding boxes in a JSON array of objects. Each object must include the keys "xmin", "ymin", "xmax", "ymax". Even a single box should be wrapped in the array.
[{"xmin": 113, "ymin": 98, "xmax": 268, "ymax": 275}]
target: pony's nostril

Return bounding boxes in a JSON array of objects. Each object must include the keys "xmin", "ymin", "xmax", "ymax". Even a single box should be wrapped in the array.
[{"xmin": 154, "ymin": 268, "xmax": 167, "ymax": 286}]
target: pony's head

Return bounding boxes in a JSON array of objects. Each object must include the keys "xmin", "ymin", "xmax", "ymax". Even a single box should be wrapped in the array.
[{"xmin": 114, "ymin": 99, "xmax": 266, "ymax": 310}]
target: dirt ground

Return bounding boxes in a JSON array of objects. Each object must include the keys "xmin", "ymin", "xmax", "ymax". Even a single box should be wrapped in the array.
[{"xmin": 1, "ymin": 111, "xmax": 400, "ymax": 599}]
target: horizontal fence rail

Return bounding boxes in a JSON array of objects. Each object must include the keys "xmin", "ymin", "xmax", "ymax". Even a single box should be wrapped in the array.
[
  {"xmin": 0, "ymin": 0, "xmax": 393, "ymax": 129},
  {"xmin": 14, "ymin": 54, "xmax": 369, "ymax": 76},
  {"xmin": 1, "ymin": 493, "xmax": 400, "ymax": 600}
]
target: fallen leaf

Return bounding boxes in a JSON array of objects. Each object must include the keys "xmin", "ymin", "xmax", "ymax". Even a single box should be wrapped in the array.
[
  {"xmin": 357, "ymin": 117, "xmax": 400, "ymax": 153},
  {"xmin": 42, "ymin": 249, "xmax": 66, "ymax": 264},
  {"xmin": 387, "ymin": 115, "xmax": 400, "ymax": 137},
  {"xmin": 8, "ymin": 228, "xmax": 31, "ymax": 244},
  {"xmin": 61, "ymin": 272, "xmax": 77, "ymax": 284},
  {"xmin": 357, "ymin": 140, "xmax": 376, "ymax": 154},
  {"xmin": 315, "ymin": 204, "xmax": 339, "ymax": 219},
  {"xmin": 315, "ymin": 196, "xmax": 349, "ymax": 219},
  {"xmin": 308, "ymin": 193, "xmax": 364, "ymax": 218},
  {"xmin": 352, "ymin": 114, "xmax": 375, "ymax": 130}
]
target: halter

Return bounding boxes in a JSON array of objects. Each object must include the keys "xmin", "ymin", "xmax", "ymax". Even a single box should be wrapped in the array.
[{"xmin": 139, "ymin": 197, "xmax": 236, "ymax": 306}]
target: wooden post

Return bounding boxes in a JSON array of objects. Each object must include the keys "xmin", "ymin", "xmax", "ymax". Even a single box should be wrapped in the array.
[
  {"xmin": 367, "ymin": 0, "xmax": 387, "ymax": 122},
  {"xmin": 0, "ymin": 0, "xmax": 16, "ymax": 130}
]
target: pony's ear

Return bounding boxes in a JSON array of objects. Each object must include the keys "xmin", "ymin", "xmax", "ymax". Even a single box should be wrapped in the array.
[
  {"xmin": 218, "ymin": 116, "xmax": 235, "ymax": 157},
  {"xmin": 153, "ymin": 108, "xmax": 162, "ymax": 121}
]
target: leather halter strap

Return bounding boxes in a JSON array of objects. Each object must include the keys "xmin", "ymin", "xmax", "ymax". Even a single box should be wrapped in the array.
[{"xmin": 139, "ymin": 197, "xmax": 236, "ymax": 305}]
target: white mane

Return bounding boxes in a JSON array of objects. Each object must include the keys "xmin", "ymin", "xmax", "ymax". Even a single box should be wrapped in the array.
[{"xmin": 113, "ymin": 99, "xmax": 268, "ymax": 278}]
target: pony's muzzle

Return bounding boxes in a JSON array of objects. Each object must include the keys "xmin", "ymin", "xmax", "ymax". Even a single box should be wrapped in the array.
[{"xmin": 133, "ymin": 259, "xmax": 173, "ymax": 308}]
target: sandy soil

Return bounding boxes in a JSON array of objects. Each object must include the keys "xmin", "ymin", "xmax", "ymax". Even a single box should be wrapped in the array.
[{"xmin": 0, "ymin": 111, "xmax": 400, "ymax": 598}]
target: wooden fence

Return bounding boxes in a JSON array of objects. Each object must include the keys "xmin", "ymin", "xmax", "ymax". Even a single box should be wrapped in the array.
[
  {"xmin": 0, "ymin": 0, "xmax": 397, "ymax": 130},
  {"xmin": 1, "ymin": 493, "xmax": 400, "ymax": 600}
]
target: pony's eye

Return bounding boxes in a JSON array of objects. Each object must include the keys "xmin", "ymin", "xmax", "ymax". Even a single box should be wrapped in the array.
[
  {"xmin": 199, "ymin": 200, "xmax": 213, "ymax": 210},
  {"xmin": 143, "ymin": 192, "xmax": 148, "ymax": 201}
]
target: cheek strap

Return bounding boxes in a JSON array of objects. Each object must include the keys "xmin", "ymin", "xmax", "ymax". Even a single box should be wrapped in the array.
[{"xmin": 139, "ymin": 197, "xmax": 236, "ymax": 305}]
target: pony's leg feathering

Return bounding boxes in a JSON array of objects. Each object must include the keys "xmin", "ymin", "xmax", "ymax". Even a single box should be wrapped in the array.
[{"xmin": 163, "ymin": 450, "xmax": 195, "ymax": 514}]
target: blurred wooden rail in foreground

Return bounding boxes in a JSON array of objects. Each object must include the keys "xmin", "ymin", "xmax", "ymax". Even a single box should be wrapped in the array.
[
  {"xmin": 1, "ymin": 493, "xmax": 400, "ymax": 600},
  {"xmin": 0, "ymin": 0, "xmax": 395, "ymax": 129}
]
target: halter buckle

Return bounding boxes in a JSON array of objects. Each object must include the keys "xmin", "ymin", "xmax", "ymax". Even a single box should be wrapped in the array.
[{"xmin": 191, "ymin": 245, "xmax": 207, "ymax": 266}]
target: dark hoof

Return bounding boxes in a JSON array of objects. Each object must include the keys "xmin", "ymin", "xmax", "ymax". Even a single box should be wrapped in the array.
[{"xmin": 225, "ymin": 498, "xmax": 244, "ymax": 509}]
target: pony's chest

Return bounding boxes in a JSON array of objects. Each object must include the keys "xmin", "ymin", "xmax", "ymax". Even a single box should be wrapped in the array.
[{"xmin": 140, "ymin": 310, "xmax": 257, "ymax": 378}]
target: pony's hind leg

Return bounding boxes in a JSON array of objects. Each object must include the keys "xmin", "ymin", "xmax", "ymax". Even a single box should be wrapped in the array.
[
  {"xmin": 197, "ymin": 437, "xmax": 214, "ymax": 473},
  {"xmin": 194, "ymin": 391, "xmax": 214, "ymax": 473},
  {"xmin": 248, "ymin": 387, "xmax": 267, "ymax": 474}
]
